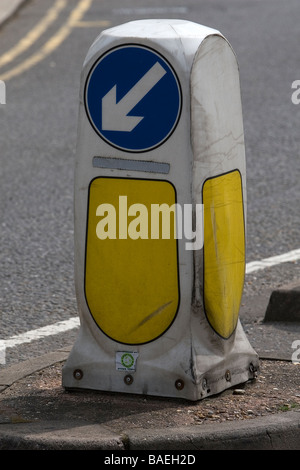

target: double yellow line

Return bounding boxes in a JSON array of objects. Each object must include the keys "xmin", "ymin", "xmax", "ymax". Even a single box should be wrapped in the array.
[{"xmin": 0, "ymin": 0, "xmax": 110, "ymax": 81}]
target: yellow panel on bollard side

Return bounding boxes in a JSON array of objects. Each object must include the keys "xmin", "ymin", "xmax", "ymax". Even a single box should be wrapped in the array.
[
  {"xmin": 203, "ymin": 170, "xmax": 245, "ymax": 339},
  {"xmin": 85, "ymin": 177, "xmax": 179, "ymax": 345}
]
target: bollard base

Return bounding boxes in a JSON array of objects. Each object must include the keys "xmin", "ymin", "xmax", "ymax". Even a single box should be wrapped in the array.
[{"xmin": 62, "ymin": 321, "xmax": 259, "ymax": 401}]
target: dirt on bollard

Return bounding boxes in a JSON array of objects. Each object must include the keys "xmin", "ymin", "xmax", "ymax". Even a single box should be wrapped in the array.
[{"xmin": 0, "ymin": 359, "xmax": 299, "ymax": 432}]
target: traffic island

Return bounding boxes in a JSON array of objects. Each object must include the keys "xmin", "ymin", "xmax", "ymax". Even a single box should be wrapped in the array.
[{"xmin": 0, "ymin": 354, "xmax": 299, "ymax": 450}]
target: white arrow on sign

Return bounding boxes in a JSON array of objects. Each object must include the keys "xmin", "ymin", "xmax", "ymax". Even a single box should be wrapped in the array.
[{"xmin": 101, "ymin": 61, "xmax": 167, "ymax": 132}]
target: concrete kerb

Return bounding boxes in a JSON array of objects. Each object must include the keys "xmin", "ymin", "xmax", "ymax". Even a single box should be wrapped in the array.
[
  {"xmin": 0, "ymin": 350, "xmax": 69, "ymax": 388},
  {"xmin": 264, "ymin": 282, "xmax": 300, "ymax": 322},
  {"xmin": 0, "ymin": 411, "xmax": 299, "ymax": 450},
  {"xmin": 0, "ymin": 420, "xmax": 125, "ymax": 451},
  {"xmin": 0, "ymin": 350, "xmax": 300, "ymax": 450},
  {"xmin": 124, "ymin": 412, "xmax": 300, "ymax": 450}
]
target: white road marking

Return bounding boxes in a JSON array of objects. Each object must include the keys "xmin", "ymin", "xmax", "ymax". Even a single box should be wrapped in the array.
[
  {"xmin": 0, "ymin": 248, "xmax": 299, "ymax": 361},
  {"xmin": 3, "ymin": 317, "xmax": 80, "ymax": 349},
  {"xmin": 246, "ymin": 248, "xmax": 300, "ymax": 274},
  {"xmin": 0, "ymin": 317, "xmax": 79, "ymax": 364}
]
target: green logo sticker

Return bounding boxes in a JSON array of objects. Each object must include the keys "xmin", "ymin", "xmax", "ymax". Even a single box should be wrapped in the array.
[
  {"xmin": 121, "ymin": 353, "xmax": 134, "ymax": 368},
  {"xmin": 116, "ymin": 351, "xmax": 139, "ymax": 371}
]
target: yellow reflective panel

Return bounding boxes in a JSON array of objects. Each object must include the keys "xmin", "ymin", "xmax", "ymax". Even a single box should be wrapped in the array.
[
  {"xmin": 85, "ymin": 177, "xmax": 179, "ymax": 345},
  {"xmin": 203, "ymin": 171, "xmax": 245, "ymax": 339}
]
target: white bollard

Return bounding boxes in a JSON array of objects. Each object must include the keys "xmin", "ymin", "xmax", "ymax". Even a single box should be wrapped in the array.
[{"xmin": 62, "ymin": 19, "xmax": 259, "ymax": 400}]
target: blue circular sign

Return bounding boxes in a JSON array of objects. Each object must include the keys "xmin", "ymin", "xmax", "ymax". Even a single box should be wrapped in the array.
[{"xmin": 85, "ymin": 44, "xmax": 182, "ymax": 152}]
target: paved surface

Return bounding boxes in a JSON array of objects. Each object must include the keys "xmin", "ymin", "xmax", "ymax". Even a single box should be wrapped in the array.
[{"xmin": 0, "ymin": 0, "xmax": 299, "ymax": 453}]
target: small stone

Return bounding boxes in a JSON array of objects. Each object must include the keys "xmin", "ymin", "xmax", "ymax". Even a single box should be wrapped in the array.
[{"xmin": 233, "ymin": 389, "xmax": 245, "ymax": 395}]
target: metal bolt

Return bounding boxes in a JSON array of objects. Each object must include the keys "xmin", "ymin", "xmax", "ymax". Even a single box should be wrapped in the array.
[
  {"xmin": 124, "ymin": 374, "xmax": 133, "ymax": 385},
  {"xmin": 249, "ymin": 362, "xmax": 258, "ymax": 377},
  {"xmin": 225, "ymin": 369, "xmax": 231, "ymax": 381},
  {"xmin": 202, "ymin": 378, "xmax": 207, "ymax": 390},
  {"xmin": 175, "ymin": 379, "xmax": 184, "ymax": 390},
  {"xmin": 73, "ymin": 369, "xmax": 83, "ymax": 380}
]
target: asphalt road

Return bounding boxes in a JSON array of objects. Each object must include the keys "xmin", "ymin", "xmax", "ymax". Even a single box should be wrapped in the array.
[{"xmin": 0, "ymin": 0, "xmax": 299, "ymax": 368}]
